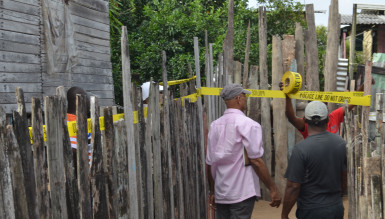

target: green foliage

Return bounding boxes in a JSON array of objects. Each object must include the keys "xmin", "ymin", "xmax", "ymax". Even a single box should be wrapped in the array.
[
  {"xmin": 316, "ymin": 25, "xmax": 327, "ymax": 90},
  {"xmin": 109, "ymin": 0, "xmax": 306, "ymax": 105}
]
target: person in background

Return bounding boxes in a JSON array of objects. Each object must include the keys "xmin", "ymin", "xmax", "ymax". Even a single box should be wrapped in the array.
[
  {"xmin": 67, "ymin": 86, "xmax": 92, "ymax": 169},
  {"xmin": 281, "ymin": 101, "xmax": 347, "ymax": 219},
  {"xmin": 141, "ymin": 81, "xmax": 163, "ymax": 105},
  {"xmin": 279, "ymin": 81, "xmax": 372, "ymax": 139},
  {"xmin": 207, "ymin": 83, "xmax": 281, "ymax": 219}
]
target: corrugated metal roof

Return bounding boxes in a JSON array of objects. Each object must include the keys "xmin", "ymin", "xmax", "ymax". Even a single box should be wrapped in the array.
[{"xmin": 341, "ymin": 14, "xmax": 385, "ymax": 25}]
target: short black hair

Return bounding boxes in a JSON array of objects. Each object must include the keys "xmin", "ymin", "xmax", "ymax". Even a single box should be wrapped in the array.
[
  {"xmin": 305, "ymin": 116, "xmax": 329, "ymax": 128},
  {"xmin": 67, "ymin": 86, "xmax": 89, "ymax": 114}
]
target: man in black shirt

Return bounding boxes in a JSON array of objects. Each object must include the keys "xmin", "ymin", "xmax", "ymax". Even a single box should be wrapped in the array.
[{"xmin": 281, "ymin": 101, "xmax": 347, "ymax": 219}]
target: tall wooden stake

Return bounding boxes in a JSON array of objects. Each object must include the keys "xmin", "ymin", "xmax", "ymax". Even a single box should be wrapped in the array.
[{"xmin": 121, "ymin": 26, "xmax": 139, "ymax": 218}]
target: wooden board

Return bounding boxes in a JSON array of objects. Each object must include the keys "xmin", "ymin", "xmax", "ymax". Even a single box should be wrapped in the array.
[
  {"xmin": 1, "ymin": 1, "xmax": 40, "ymax": 16},
  {"xmin": 0, "ymin": 30, "xmax": 40, "ymax": 45}
]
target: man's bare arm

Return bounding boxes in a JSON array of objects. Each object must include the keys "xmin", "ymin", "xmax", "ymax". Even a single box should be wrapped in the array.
[
  {"xmin": 281, "ymin": 180, "xmax": 301, "ymax": 219},
  {"xmin": 250, "ymin": 158, "xmax": 281, "ymax": 207}
]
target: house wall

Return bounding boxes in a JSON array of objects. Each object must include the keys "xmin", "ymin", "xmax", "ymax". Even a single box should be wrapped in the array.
[
  {"xmin": 378, "ymin": 25, "xmax": 385, "ymax": 53},
  {"xmin": 0, "ymin": 0, "xmax": 114, "ymax": 114}
]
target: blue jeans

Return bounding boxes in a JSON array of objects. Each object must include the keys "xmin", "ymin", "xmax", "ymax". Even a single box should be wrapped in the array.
[{"xmin": 296, "ymin": 202, "xmax": 344, "ymax": 219}]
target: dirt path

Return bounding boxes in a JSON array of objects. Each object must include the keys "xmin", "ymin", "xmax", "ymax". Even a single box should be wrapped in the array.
[{"xmin": 251, "ymin": 197, "xmax": 349, "ymax": 218}]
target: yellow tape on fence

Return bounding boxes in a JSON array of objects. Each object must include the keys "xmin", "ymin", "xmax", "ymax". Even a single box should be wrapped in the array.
[
  {"xmin": 160, "ymin": 75, "xmax": 197, "ymax": 86},
  {"xmin": 29, "ymin": 107, "xmax": 149, "ymax": 143},
  {"xmin": 198, "ymin": 87, "xmax": 371, "ymax": 106}
]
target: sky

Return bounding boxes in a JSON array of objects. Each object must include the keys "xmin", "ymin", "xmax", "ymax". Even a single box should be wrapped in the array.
[{"xmin": 248, "ymin": 0, "xmax": 385, "ymax": 26}]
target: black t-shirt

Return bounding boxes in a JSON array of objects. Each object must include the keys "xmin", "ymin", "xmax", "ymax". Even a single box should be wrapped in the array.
[{"xmin": 285, "ymin": 131, "xmax": 347, "ymax": 209}]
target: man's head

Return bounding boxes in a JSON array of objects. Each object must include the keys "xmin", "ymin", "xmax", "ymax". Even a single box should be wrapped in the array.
[
  {"xmin": 220, "ymin": 84, "xmax": 251, "ymax": 111},
  {"xmin": 304, "ymin": 101, "xmax": 329, "ymax": 128},
  {"xmin": 67, "ymin": 86, "xmax": 90, "ymax": 115}
]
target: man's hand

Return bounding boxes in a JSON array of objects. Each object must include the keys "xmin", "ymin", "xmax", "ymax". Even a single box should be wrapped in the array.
[
  {"xmin": 279, "ymin": 82, "xmax": 284, "ymax": 91},
  {"xmin": 269, "ymin": 188, "xmax": 282, "ymax": 208},
  {"xmin": 208, "ymin": 194, "xmax": 216, "ymax": 210}
]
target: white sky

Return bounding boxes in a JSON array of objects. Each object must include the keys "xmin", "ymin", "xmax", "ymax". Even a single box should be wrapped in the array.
[{"xmin": 248, "ymin": 0, "xmax": 385, "ymax": 26}]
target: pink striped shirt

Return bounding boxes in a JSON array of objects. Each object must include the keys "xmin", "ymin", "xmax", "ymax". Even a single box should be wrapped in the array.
[{"xmin": 206, "ymin": 109, "xmax": 264, "ymax": 204}]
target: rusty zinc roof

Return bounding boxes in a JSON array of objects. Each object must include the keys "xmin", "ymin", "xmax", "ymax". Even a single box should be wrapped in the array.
[{"xmin": 341, "ymin": 14, "xmax": 385, "ymax": 25}]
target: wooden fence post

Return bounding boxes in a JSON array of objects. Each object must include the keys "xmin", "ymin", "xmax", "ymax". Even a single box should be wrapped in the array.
[
  {"xmin": 13, "ymin": 88, "xmax": 39, "ymax": 219},
  {"xmin": 243, "ymin": 20, "xmax": 251, "ymax": 88},
  {"xmin": 121, "ymin": 26, "xmax": 139, "ymax": 218},
  {"xmin": 194, "ymin": 37, "xmax": 207, "ymax": 218},
  {"xmin": 162, "ymin": 51, "xmax": 175, "ymax": 219},
  {"xmin": 272, "ymin": 35, "xmax": 287, "ymax": 197},
  {"xmin": 223, "ymin": 0, "xmax": 234, "ymax": 84},
  {"xmin": 90, "ymin": 97, "xmax": 109, "ymax": 218},
  {"xmin": 170, "ymin": 100, "xmax": 185, "ymax": 218},
  {"xmin": 344, "ymin": 102, "xmax": 355, "ymax": 219},
  {"xmin": 4, "ymin": 123, "xmax": 28, "ymax": 219},
  {"xmin": 247, "ymin": 65, "xmax": 260, "ymax": 123},
  {"xmin": 103, "ymin": 107, "xmax": 117, "ymax": 218},
  {"xmin": 45, "ymin": 96, "xmax": 68, "ymax": 218},
  {"xmin": 56, "ymin": 86, "xmax": 79, "ymax": 219},
  {"xmin": 305, "ymin": 4, "xmax": 319, "ymax": 91},
  {"xmin": 113, "ymin": 118, "xmax": 129, "ymax": 218},
  {"xmin": 259, "ymin": 6, "xmax": 272, "ymax": 200},
  {"xmin": 324, "ymin": 0, "xmax": 340, "ymax": 112},
  {"xmin": 361, "ymin": 61, "xmax": 372, "ymax": 217},
  {"xmin": 76, "ymin": 94, "xmax": 92, "ymax": 218},
  {"xmin": 234, "ymin": 61, "xmax": 242, "ymax": 85},
  {"xmin": 0, "ymin": 106, "xmax": 15, "ymax": 219},
  {"xmin": 31, "ymin": 98, "xmax": 50, "ymax": 219}
]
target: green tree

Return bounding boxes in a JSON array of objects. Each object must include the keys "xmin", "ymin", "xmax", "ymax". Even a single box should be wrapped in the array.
[{"xmin": 316, "ymin": 25, "xmax": 327, "ymax": 90}]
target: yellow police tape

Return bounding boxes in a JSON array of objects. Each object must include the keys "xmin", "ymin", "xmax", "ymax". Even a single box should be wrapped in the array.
[
  {"xmin": 197, "ymin": 87, "xmax": 370, "ymax": 106},
  {"xmin": 29, "ymin": 107, "xmax": 148, "ymax": 143},
  {"xmin": 29, "ymin": 86, "xmax": 371, "ymax": 142},
  {"xmin": 281, "ymin": 71, "xmax": 302, "ymax": 94},
  {"xmin": 160, "ymin": 75, "xmax": 197, "ymax": 86}
]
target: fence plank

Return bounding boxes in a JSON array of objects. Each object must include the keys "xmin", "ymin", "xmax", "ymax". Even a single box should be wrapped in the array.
[
  {"xmin": 259, "ymin": 6, "xmax": 272, "ymax": 200},
  {"xmin": 150, "ymin": 82, "xmax": 164, "ymax": 218},
  {"xmin": 223, "ymin": 0, "xmax": 234, "ymax": 84},
  {"xmin": 361, "ymin": 61, "xmax": 372, "ymax": 217},
  {"xmin": 0, "ymin": 106, "xmax": 15, "ymax": 219},
  {"xmin": 103, "ymin": 107, "xmax": 117, "ymax": 219},
  {"xmin": 13, "ymin": 88, "xmax": 39, "ymax": 219},
  {"xmin": 247, "ymin": 65, "xmax": 260, "ymax": 123},
  {"xmin": 121, "ymin": 26, "xmax": 139, "ymax": 219},
  {"xmin": 4, "ymin": 123, "xmax": 28, "ymax": 219},
  {"xmin": 45, "ymin": 96, "xmax": 68, "ymax": 218},
  {"xmin": 272, "ymin": 35, "xmax": 287, "ymax": 197},
  {"xmin": 243, "ymin": 20, "xmax": 251, "ymax": 88},
  {"xmin": 114, "ymin": 119, "xmax": 129, "ymax": 218},
  {"xmin": 31, "ymin": 98, "xmax": 50, "ymax": 219},
  {"xmin": 304, "ymin": 4, "xmax": 319, "ymax": 91},
  {"xmin": 76, "ymin": 94, "xmax": 92, "ymax": 218},
  {"xmin": 161, "ymin": 51, "xmax": 174, "ymax": 219},
  {"xmin": 56, "ymin": 86, "xmax": 79, "ymax": 219},
  {"xmin": 90, "ymin": 97, "xmax": 109, "ymax": 218}
]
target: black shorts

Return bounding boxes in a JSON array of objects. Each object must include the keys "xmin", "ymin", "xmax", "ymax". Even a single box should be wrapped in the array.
[{"xmin": 215, "ymin": 196, "xmax": 257, "ymax": 219}]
